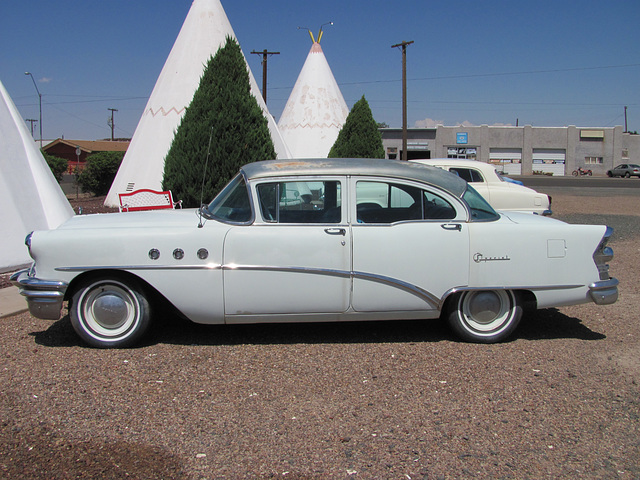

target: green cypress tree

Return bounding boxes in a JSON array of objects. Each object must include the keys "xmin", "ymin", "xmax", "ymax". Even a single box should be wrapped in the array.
[
  {"xmin": 163, "ymin": 37, "xmax": 276, "ymax": 207},
  {"xmin": 328, "ymin": 95, "xmax": 384, "ymax": 159}
]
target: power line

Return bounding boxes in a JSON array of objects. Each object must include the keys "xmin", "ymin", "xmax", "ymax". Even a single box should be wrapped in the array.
[{"xmin": 338, "ymin": 63, "xmax": 640, "ymax": 87}]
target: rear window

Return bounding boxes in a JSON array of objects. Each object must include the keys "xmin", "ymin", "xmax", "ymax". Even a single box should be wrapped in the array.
[{"xmin": 450, "ymin": 167, "xmax": 484, "ymax": 183}]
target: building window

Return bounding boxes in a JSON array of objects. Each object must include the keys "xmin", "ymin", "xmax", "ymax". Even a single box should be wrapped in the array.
[
  {"xmin": 447, "ymin": 147, "xmax": 477, "ymax": 160},
  {"xmin": 585, "ymin": 157, "xmax": 603, "ymax": 165}
]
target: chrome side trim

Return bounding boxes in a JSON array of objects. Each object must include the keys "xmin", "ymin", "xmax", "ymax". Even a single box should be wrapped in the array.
[
  {"xmin": 352, "ymin": 271, "xmax": 441, "ymax": 307},
  {"xmin": 10, "ymin": 269, "xmax": 68, "ymax": 321},
  {"xmin": 224, "ymin": 265, "xmax": 440, "ymax": 307},
  {"xmin": 56, "ymin": 264, "xmax": 222, "ymax": 272},
  {"xmin": 223, "ymin": 264, "xmax": 351, "ymax": 278}
]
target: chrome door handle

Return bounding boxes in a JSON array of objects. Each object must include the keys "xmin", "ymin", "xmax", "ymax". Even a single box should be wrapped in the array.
[
  {"xmin": 441, "ymin": 224, "xmax": 462, "ymax": 231},
  {"xmin": 324, "ymin": 228, "xmax": 346, "ymax": 236}
]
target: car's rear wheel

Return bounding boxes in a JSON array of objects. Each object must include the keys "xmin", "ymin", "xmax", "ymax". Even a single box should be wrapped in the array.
[
  {"xmin": 625, "ymin": 172, "xmax": 631, "ymax": 178},
  {"xmin": 70, "ymin": 277, "xmax": 151, "ymax": 348},
  {"xmin": 447, "ymin": 290, "xmax": 522, "ymax": 343}
]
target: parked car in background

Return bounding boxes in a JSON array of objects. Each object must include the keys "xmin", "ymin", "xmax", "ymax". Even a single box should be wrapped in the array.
[
  {"xmin": 607, "ymin": 164, "xmax": 640, "ymax": 178},
  {"xmin": 411, "ymin": 159, "xmax": 552, "ymax": 215},
  {"xmin": 12, "ymin": 159, "xmax": 616, "ymax": 348}
]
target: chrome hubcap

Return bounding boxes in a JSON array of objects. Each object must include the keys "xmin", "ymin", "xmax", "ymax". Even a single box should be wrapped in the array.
[
  {"xmin": 467, "ymin": 291, "xmax": 502, "ymax": 324},
  {"xmin": 91, "ymin": 292, "xmax": 129, "ymax": 329}
]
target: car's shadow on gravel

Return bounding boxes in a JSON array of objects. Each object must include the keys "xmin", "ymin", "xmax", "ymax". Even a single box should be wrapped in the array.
[
  {"xmin": 31, "ymin": 307, "xmax": 605, "ymax": 348},
  {"xmin": 518, "ymin": 308, "xmax": 606, "ymax": 341}
]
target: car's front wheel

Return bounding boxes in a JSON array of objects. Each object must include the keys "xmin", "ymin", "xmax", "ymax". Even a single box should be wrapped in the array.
[
  {"xmin": 70, "ymin": 276, "xmax": 151, "ymax": 348},
  {"xmin": 446, "ymin": 290, "xmax": 522, "ymax": 343}
]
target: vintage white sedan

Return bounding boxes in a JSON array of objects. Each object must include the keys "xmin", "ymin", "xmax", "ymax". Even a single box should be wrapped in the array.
[
  {"xmin": 411, "ymin": 159, "xmax": 552, "ymax": 215},
  {"xmin": 12, "ymin": 159, "xmax": 617, "ymax": 348}
]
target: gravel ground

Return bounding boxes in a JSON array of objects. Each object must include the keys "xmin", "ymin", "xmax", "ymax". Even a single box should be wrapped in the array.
[{"xmin": 1, "ymin": 192, "xmax": 639, "ymax": 479}]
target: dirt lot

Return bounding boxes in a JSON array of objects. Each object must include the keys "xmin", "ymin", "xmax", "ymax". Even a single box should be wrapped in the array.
[{"xmin": 1, "ymin": 192, "xmax": 639, "ymax": 479}]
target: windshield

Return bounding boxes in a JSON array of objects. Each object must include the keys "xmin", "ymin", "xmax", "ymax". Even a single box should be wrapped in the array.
[
  {"xmin": 203, "ymin": 174, "xmax": 252, "ymax": 223},
  {"xmin": 462, "ymin": 185, "xmax": 499, "ymax": 222}
]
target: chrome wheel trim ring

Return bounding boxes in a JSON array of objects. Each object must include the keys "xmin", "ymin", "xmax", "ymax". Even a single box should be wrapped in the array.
[
  {"xmin": 79, "ymin": 281, "xmax": 140, "ymax": 339},
  {"xmin": 460, "ymin": 290, "xmax": 513, "ymax": 333}
]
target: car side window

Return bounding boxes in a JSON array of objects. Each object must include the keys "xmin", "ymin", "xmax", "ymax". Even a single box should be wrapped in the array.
[
  {"xmin": 356, "ymin": 181, "xmax": 456, "ymax": 223},
  {"xmin": 257, "ymin": 181, "xmax": 341, "ymax": 224},
  {"xmin": 450, "ymin": 167, "xmax": 484, "ymax": 183}
]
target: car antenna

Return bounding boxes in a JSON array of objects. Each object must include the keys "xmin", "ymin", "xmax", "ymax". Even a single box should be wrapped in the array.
[{"xmin": 198, "ymin": 126, "xmax": 214, "ymax": 228}]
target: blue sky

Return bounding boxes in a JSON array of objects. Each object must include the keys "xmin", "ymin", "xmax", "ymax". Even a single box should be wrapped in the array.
[{"xmin": 2, "ymin": 0, "xmax": 639, "ymax": 141}]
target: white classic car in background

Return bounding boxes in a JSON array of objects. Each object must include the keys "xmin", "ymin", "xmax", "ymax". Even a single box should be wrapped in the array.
[
  {"xmin": 12, "ymin": 159, "xmax": 616, "ymax": 348},
  {"xmin": 411, "ymin": 159, "xmax": 552, "ymax": 215}
]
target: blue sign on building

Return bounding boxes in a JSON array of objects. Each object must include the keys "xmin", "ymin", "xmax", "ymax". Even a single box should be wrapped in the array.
[{"xmin": 457, "ymin": 132, "xmax": 468, "ymax": 144}]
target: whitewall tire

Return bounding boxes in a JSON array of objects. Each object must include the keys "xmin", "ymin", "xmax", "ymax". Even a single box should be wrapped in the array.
[
  {"xmin": 70, "ymin": 277, "xmax": 151, "ymax": 348},
  {"xmin": 447, "ymin": 290, "xmax": 522, "ymax": 343}
]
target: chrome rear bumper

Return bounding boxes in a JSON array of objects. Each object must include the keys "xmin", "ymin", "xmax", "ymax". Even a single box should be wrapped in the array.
[
  {"xmin": 10, "ymin": 268, "xmax": 68, "ymax": 320},
  {"xmin": 589, "ymin": 278, "xmax": 619, "ymax": 305}
]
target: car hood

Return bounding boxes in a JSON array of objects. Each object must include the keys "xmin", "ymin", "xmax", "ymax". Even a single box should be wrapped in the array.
[{"xmin": 56, "ymin": 209, "xmax": 205, "ymax": 231}]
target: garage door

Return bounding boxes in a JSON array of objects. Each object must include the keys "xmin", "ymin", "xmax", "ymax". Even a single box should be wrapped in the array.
[
  {"xmin": 533, "ymin": 149, "xmax": 566, "ymax": 176},
  {"xmin": 490, "ymin": 149, "xmax": 522, "ymax": 175}
]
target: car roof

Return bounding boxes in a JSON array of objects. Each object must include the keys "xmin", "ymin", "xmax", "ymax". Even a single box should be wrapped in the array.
[
  {"xmin": 411, "ymin": 158, "xmax": 496, "ymax": 172},
  {"xmin": 241, "ymin": 158, "xmax": 468, "ymax": 197}
]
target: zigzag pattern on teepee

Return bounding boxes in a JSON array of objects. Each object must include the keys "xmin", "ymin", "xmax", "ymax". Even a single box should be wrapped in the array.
[{"xmin": 144, "ymin": 107, "xmax": 186, "ymax": 117}]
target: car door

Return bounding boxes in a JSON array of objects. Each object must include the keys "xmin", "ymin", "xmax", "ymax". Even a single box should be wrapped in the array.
[
  {"xmin": 350, "ymin": 178, "xmax": 470, "ymax": 313},
  {"xmin": 223, "ymin": 178, "xmax": 351, "ymax": 317}
]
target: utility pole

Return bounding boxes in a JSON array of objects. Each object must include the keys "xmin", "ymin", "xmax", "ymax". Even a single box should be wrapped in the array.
[
  {"xmin": 25, "ymin": 72, "xmax": 43, "ymax": 148},
  {"xmin": 108, "ymin": 108, "xmax": 118, "ymax": 141},
  {"xmin": 251, "ymin": 49, "xmax": 280, "ymax": 104},
  {"xmin": 391, "ymin": 41, "xmax": 414, "ymax": 160},
  {"xmin": 624, "ymin": 106, "xmax": 628, "ymax": 133},
  {"xmin": 26, "ymin": 119, "xmax": 38, "ymax": 137}
]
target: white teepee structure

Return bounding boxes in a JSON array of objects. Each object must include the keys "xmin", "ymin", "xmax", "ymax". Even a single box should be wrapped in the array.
[
  {"xmin": 0, "ymin": 80, "xmax": 74, "ymax": 272},
  {"xmin": 277, "ymin": 35, "xmax": 349, "ymax": 158},
  {"xmin": 105, "ymin": 0, "xmax": 290, "ymax": 207}
]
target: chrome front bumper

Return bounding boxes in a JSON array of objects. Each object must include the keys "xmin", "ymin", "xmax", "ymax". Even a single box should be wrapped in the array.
[
  {"xmin": 589, "ymin": 277, "xmax": 619, "ymax": 305},
  {"xmin": 10, "ymin": 268, "xmax": 68, "ymax": 320}
]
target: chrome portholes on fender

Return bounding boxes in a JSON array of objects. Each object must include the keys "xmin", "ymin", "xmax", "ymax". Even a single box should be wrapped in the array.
[
  {"xmin": 446, "ymin": 289, "xmax": 522, "ymax": 343},
  {"xmin": 70, "ymin": 277, "xmax": 151, "ymax": 348}
]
